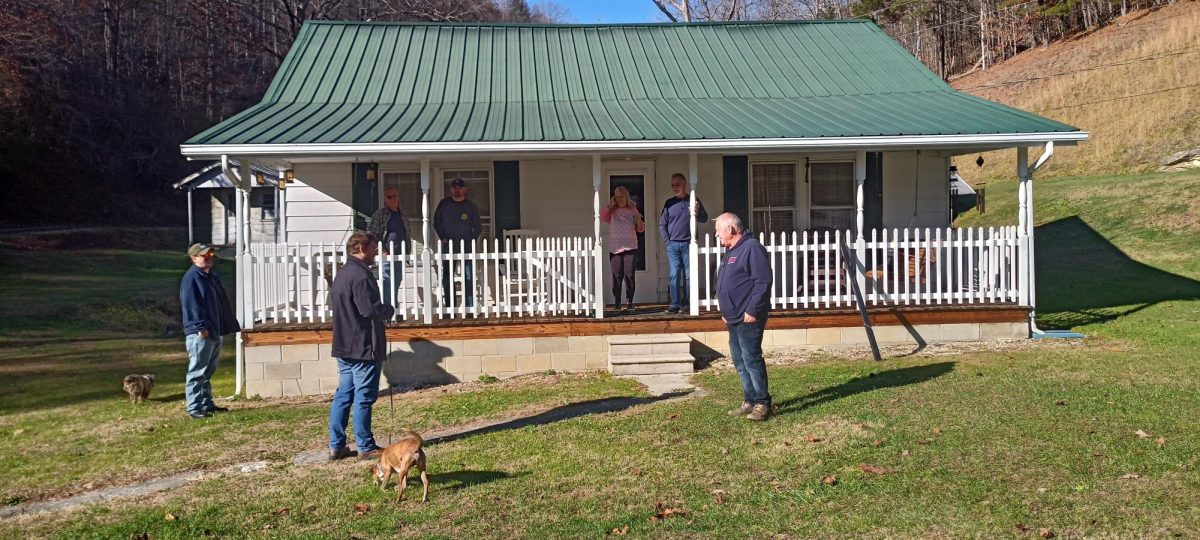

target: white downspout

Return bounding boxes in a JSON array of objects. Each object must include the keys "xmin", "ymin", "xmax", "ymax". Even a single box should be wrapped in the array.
[{"xmin": 1027, "ymin": 142, "xmax": 1054, "ymax": 336}]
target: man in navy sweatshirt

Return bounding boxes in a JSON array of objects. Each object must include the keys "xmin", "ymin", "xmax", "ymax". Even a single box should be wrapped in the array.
[
  {"xmin": 434, "ymin": 177, "xmax": 483, "ymax": 308},
  {"xmin": 179, "ymin": 243, "xmax": 240, "ymax": 419},
  {"xmin": 714, "ymin": 213, "xmax": 773, "ymax": 421},
  {"xmin": 659, "ymin": 173, "xmax": 708, "ymax": 313}
]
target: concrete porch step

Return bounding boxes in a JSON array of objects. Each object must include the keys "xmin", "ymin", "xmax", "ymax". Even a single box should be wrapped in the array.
[
  {"xmin": 611, "ymin": 361, "xmax": 695, "ymax": 376},
  {"xmin": 607, "ymin": 334, "xmax": 696, "ymax": 376}
]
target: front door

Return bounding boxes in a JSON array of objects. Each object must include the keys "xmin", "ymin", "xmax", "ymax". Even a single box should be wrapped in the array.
[{"xmin": 604, "ymin": 163, "xmax": 658, "ymax": 304}]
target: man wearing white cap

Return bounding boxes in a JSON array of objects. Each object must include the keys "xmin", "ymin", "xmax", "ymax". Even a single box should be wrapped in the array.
[{"xmin": 179, "ymin": 243, "xmax": 240, "ymax": 419}]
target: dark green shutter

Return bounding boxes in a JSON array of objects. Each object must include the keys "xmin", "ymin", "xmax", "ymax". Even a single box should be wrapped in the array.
[
  {"xmin": 865, "ymin": 152, "xmax": 883, "ymax": 232},
  {"xmin": 722, "ymin": 156, "xmax": 749, "ymax": 223},
  {"xmin": 493, "ymin": 160, "xmax": 521, "ymax": 239},
  {"xmin": 351, "ymin": 163, "xmax": 378, "ymax": 231}
]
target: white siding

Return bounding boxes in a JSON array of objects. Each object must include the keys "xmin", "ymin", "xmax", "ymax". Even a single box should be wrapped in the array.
[
  {"xmin": 207, "ymin": 188, "xmax": 277, "ymax": 245},
  {"xmin": 882, "ymin": 151, "xmax": 951, "ymax": 229},
  {"xmin": 285, "ymin": 163, "xmax": 354, "ymax": 245}
]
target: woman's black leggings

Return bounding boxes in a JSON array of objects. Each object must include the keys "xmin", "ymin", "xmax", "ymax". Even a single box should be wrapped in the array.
[{"xmin": 609, "ymin": 250, "xmax": 637, "ymax": 303}]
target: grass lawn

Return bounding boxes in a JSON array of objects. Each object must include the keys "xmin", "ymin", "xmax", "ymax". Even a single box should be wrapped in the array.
[{"xmin": 1, "ymin": 171, "xmax": 1198, "ymax": 538}]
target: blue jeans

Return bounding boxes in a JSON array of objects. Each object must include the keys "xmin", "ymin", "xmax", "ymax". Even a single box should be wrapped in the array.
[
  {"xmin": 380, "ymin": 260, "xmax": 402, "ymax": 306},
  {"xmin": 727, "ymin": 315, "xmax": 771, "ymax": 406},
  {"xmin": 441, "ymin": 260, "xmax": 474, "ymax": 308},
  {"xmin": 184, "ymin": 333, "xmax": 222, "ymax": 415},
  {"xmin": 666, "ymin": 241, "xmax": 690, "ymax": 309},
  {"xmin": 328, "ymin": 358, "xmax": 382, "ymax": 451}
]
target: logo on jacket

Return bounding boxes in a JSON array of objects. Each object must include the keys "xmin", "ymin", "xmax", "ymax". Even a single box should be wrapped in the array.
[
  {"xmin": 727, "ymin": 256, "xmax": 738, "ymax": 263},
  {"xmin": 460, "ymin": 213, "xmax": 468, "ymax": 221}
]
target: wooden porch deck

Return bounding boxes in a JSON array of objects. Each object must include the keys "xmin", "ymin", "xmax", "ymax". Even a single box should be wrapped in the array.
[{"xmin": 243, "ymin": 303, "xmax": 1027, "ymax": 345}]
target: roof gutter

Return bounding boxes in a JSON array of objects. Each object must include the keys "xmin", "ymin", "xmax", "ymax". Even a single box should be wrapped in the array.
[{"xmin": 181, "ymin": 131, "xmax": 1088, "ymax": 159}]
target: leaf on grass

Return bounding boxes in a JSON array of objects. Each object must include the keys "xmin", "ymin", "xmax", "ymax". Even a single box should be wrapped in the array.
[
  {"xmin": 858, "ymin": 463, "xmax": 887, "ymax": 475},
  {"xmin": 352, "ymin": 503, "xmax": 370, "ymax": 517},
  {"xmin": 820, "ymin": 475, "xmax": 838, "ymax": 486},
  {"xmin": 1156, "ymin": 437, "xmax": 1166, "ymax": 447},
  {"xmin": 1015, "ymin": 523, "xmax": 1029, "ymax": 533},
  {"xmin": 271, "ymin": 507, "xmax": 290, "ymax": 516},
  {"xmin": 932, "ymin": 427, "xmax": 943, "ymax": 436},
  {"xmin": 901, "ymin": 449, "xmax": 910, "ymax": 457},
  {"xmin": 1037, "ymin": 487, "xmax": 1048, "ymax": 493},
  {"xmin": 667, "ymin": 414, "xmax": 679, "ymax": 420},
  {"xmin": 1039, "ymin": 528, "xmax": 1054, "ymax": 538},
  {"xmin": 1054, "ymin": 400, "xmax": 1066, "ymax": 406},
  {"xmin": 916, "ymin": 438, "xmax": 934, "ymax": 445},
  {"xmin": 1119, "ymin": 473, "xmax": 1142, "ymax": 480},
  {"xmin": 130, "ymin": 533, "xmax": 150, "ymax": 540},
  {"xmin": 609, "ymin": 525, "xmax": 629, "ymax": 536},
  {"xmin": 721, "ymin": 448, "xmax": 729, "ymax": 456},
  {"xmin": 710, "ymin": 489, "xmax": 727, "ymax": 504},
  {"xmin": 871, "ymin": 439, "xmax": 882, "ymax": 447},
  {"xmin": 12, "ymin": 429, "xmax": 24, "ymax": 436},
  {"xmin": 164, "ymin": 513, "xmax": 177, "ymax": 522},
  {"xmin": 805, "ymin": 434, "xmax": 824, "ymax": 443},
  {"xmin": 1092, "ymin": 452, "xmax": 1105, "ymax": 458},
  {"xmin": 649, "ymin": 501, "xmax": 689, "ymax": 522},
  {"xmin": 631, "ymin": 467, "xmax": 642, "ymax": 477},
  {"xmin": 1135, "ymin": 430, "xmax": 1151, "ymax": 439}
]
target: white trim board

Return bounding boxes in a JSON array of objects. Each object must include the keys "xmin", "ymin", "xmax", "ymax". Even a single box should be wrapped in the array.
[{"xmin": 181, "ymin": 132, "xmax": 1089, "ymax": 160}]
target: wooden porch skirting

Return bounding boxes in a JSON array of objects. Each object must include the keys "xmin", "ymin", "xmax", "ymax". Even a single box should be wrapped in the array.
[{"xmin": 243, "ymin": 304, "xmax": 1028, "ymax": 346}]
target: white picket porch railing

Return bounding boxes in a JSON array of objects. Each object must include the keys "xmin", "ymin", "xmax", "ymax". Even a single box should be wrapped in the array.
[
  {"xmin": 697, "ymin": 226, "xmax": 1025, "ymax": 311},
  {"xmin": 246, "ymin": 236, "xmax": 602, "ymax": 326}
]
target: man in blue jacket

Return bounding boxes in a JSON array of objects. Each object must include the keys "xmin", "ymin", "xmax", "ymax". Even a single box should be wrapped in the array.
[
  {"xmin": 659, "ymin": 173, "xmax": 708, "ymax": 313},
  {"xmin": 714, "ymin": 213, "xmax": 773, "ymax": 421},
  {"xmin": 328, "ymin": 232, "xmax": 396, "ymax": 461},
  {"xmin": 434, "ymin": 178, "xmax": 483, "ymax": 308},
  {"xmin": 179, "ymin": 243, "xmax": 240, "ymax": 419}
]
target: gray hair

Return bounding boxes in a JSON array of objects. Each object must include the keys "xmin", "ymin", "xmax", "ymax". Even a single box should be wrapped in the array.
[{"xmin": 717, "ymin": 212, "xmax": 745, "ymax": 234}]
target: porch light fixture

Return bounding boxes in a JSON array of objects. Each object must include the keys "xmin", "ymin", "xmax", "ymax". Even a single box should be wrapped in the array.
[
  {"xmin": 255, "ymin": 172, "xmax": 266, "ymax": 186},
  {"xmin": 280, "ymin": 168, "xmax": 294, "ymax": 190},
  {"xmin": 366, "ymin": 163, "xmax": 377, "ymax": 182}
]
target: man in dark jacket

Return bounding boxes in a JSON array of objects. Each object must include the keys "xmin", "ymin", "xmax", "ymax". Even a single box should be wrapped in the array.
[
  {"xmin": 433, "ymin": 177, "xmax": 483, "ymax": 308},
  {"xmin": 659, "ymin": 173, "xmax": 709, "ymax": 313},
  {"xmin": 329, "ymin": 232, "xmax": 396, "ymax": 461},
  {"xmin": 179, "ymin": 243, "xmax": 240, "ymax": 419},
  {"xmin": 714, "ymin": 213, "xmax": 773, "ymax": 421}
]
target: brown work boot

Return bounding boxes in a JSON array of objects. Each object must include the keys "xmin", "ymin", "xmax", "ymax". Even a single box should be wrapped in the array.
[
  {"xmin": 728, "ymin": 401, "xmax": 753, "ymax": 416},
  {"xmin": 746, "ymin": 404, "xmax": 771, "ymax": 421}
]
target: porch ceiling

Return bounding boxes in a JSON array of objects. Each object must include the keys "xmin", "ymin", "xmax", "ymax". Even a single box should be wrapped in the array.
[{"xmin": 183, "ymin": 20, "xmax": 1085, "ymax": 158}]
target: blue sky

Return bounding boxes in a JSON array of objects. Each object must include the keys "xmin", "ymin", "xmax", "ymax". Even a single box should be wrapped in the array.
[{"xmin": 553, "ymin": 0, "xmax": 664, "ymax": 23}]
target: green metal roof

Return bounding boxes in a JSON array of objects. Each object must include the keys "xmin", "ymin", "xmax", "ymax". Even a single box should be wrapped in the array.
[{"xmin": 184, "ymin": 20, "xmax": 1080, "ymax": 147}]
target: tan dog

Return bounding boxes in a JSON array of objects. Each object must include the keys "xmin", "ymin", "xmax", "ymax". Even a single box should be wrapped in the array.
[
  {"xmin": 371, "ymin": 430, "xmax": 429, "ymax": 503},
  {"xmin": 122, "ymin": 374, "xmax": 155, "ymax": 403}
]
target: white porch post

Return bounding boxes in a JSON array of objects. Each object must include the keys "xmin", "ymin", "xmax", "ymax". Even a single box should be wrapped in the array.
[
  {"xmin": 420, "ymin": 158, "xmax": 433, "ymax": 324},
  {"xmin": 277, "ymin": 168, "xmax": 287, "ymax": 243},
  {"xmin": 854, "ymin": 151, "xmax": 867, "ymax": 299},
  {"xmin": 236, "ymin": 159, "xmax": 252, "ymax": 398},
  {"xmin": 1017, "ymin": 147, "xmax": 1031, "ymax": 310},
  {"xmin": 593, "ymin": 154, "xmax": 605, "ymax": 319},
  {"xmin": 688, "ymin": 153, "xmax": 700, "ymax": 316},
  {"xmin": 187, "ymin": 188, "xmax": 194, "ymax": 245}
]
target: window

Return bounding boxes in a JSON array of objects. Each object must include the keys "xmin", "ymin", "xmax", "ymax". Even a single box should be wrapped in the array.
[
  {"xmin": 751, "ymin": 163, "xmax": 796, "ymax": 235},
  {"xmin": 382, "ymin": 171, "xmax": 422, "ymax": 240},
  {"xmin": 441, "ymin": 169, "xmax": 493, "ymax": 239},
  {"xmin": 257, "ymin": 190, "xmax": 276, "ymax": 220},
  {"xmin": 809, "ymin": 162, "xmax": 854, "ymax": 231}
]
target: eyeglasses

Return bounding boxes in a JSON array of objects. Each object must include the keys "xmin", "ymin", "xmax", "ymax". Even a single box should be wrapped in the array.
[{"xmin": 198, "ymin": 252, "xmax": 214, "ymax": 258}]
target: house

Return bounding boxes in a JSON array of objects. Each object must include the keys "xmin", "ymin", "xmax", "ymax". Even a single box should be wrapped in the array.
[
  {"xmin": 173, "ymin": 160, "xmax": 284, "ymax": 246},
  {"xmin": 179, "ymin": 20, "xmax": 1087, "ymax": 398}
]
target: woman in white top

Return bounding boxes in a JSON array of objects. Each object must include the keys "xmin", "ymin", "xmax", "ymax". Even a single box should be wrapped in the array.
[{"xmin": 600, "ymin": 186, "xmax": 645, "ymax": 312}]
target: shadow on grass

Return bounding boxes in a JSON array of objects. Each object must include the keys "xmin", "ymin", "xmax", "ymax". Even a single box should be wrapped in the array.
[
  {"xmin": 775, "ymin": 362, "xmax": 955, "ymax": 415},
  {"xmin": 426, "ymin": 393, "xmax": 690, "ymax": 446},
  {"xmin": 428, "ymin": 470, "xmax": 518, "ymax": 491},
  {"xmin": 1036, "ymin": 217, "xmax": 1200, "ymax": 329}
]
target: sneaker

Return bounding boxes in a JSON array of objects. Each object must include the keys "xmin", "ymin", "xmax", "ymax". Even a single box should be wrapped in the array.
[
  {"xmin": 357, "ymin": 446, "xmax": 384, "ymax": 461},
  {"xmin": 206, "ymin": 405, "xmax": 230, "ymax": 413},
  {"xmin": 666, "ymin": 305, "xmax": 681, "ymax": 314},
  {"xmin": 625, "ymin": 302, "xmax": 635, "ymax": 313},
  {"xmin": 188, "ymin": 411, "xmax": 211, "ymax": 420},
  {"xmin": 746, "ymin": 404, "xmax": 772, "ymax": 421},
  {"xmin": 328, "ymin": 447, "xmax": 357, "ymax": 461},
  {"xmin": 728, "ymin": 401, "xmax": 753, "ymax": 416}
]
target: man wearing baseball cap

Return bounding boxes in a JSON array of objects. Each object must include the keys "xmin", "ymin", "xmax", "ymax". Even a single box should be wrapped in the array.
[
  {"xmin": 433, "ymin": 177, "xmax": 483, "ymax": 308},
  {"xmin": 179, "ymin": 243, "xmax": 240, "ymax": 419}
]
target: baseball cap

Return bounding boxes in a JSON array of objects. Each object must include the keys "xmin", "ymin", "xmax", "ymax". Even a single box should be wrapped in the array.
[
  {"xmin": 450, "ymin": 178, "xmax": 466, "ymax": 188},
  {"xmin": 187, "ymin": 243, "xmax": 217, "ymax": 257}
]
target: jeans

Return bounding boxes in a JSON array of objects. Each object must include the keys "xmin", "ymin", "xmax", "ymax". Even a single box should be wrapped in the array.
[
  {"xmin": 666, "ymin": 241, "xmax": 690, "ymax": 309},
  {"xmin": 441, "ymin": 260, "xmax": 474, "ymax": 308},
  {"xmin": 379, "ymin": 258, "xmax": 403, "ymax": 306},
  {"xmin": 727, "ymin": 315, "xmax": 771, "ymax": 406},
  {"xmin": 328, "ymin": 357, "xmax": 382, "ymax": 451},
  {"xmin": 184, "ymin": 333, "xmax": 222, "ymax": 415}
]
